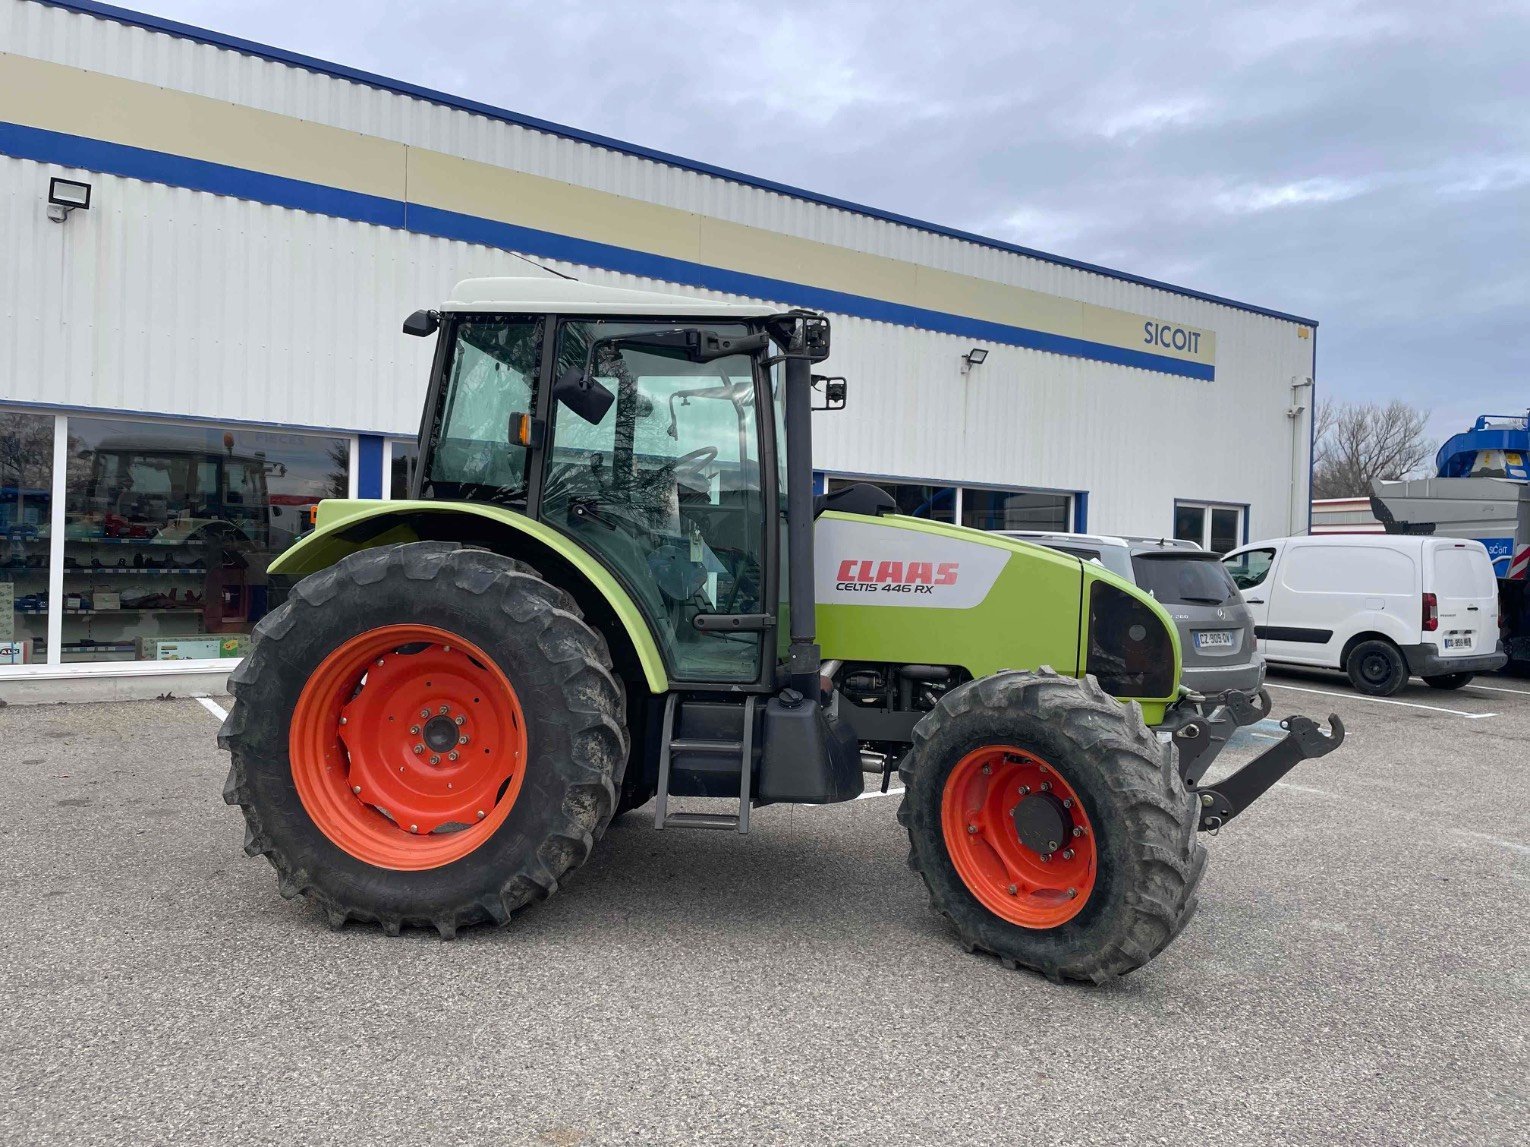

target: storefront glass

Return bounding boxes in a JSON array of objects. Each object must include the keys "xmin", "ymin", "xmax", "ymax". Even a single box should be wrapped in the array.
[
  {"xmin": 961, "ymin": 487, "xmax": 1071, "ymax": 532},
  {"xmin": 1, "ymin": 412, "xmax": 54, "ymax": 666},
  {"xmin": 389, "ymin": 438, "xmax": 419, "ymax": 499},
  {"xmin": 60, "ymin": 418, "xmax": 349, "ymax": 663},
  {"xmin": 827, "ymin": 478, "xmax": 956, "ymax": 523}
]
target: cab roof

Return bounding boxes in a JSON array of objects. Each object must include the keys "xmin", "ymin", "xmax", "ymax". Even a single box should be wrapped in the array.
[{"xmin": 444, "ymin": 276, "xmax": 779, "ymax": 318}]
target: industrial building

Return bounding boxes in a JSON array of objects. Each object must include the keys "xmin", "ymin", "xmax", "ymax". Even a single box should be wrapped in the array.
[{"xmin": 0, "ymin": 0, "xmax": 1319, "ymax": 687}]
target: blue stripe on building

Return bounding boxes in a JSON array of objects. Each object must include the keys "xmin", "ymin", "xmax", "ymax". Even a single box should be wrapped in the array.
[{"xmin": 1, "ymin": 121, "xmax": 1215, "ymax": 382}]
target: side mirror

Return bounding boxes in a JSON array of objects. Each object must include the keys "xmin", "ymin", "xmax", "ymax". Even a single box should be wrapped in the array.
[
  {"xmin": 403, "ymin": 309, "xmax": 440, "ymax": 337},
  {"xmin": 811, "ymin": 375, "xmax": 847, "ymax": 412},
  {"xmin": 552, "ymin": 366, "xmax": 616, "ymax": 425}
]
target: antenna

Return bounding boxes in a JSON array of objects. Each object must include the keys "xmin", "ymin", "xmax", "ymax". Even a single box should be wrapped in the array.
[{"xmin": 509, "ymin": 251, "xmax": 578, "ymax": 281}]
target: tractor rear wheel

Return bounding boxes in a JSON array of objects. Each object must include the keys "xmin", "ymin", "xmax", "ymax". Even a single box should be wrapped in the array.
[
  {"xmin": 220, "ymin": 542, "xmax": 627, "ymax": 937},
  {"xmin": 898, "ymin": 668, "xmax": 1206, "ymax": 983}
]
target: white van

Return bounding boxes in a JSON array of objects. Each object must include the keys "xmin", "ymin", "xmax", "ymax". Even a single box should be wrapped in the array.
[{"xmin": 1221, "ymin": 535, "xmax": 1506, "ymax": 695}]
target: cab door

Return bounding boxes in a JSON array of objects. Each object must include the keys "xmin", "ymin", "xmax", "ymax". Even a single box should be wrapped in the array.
[{"xmin": 538, "ymin": 318, "xmax": 773, "ymax": 684}]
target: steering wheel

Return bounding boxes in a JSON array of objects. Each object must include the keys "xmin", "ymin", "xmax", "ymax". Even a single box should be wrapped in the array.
[{"xmin": 671, "ymin": 446, "xmax": 717, "ymax": 486}]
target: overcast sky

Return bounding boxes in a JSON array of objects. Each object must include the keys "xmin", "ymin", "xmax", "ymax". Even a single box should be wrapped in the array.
[{"xmin": 137, "ymin": 0, "xmax": 1529, "ymax": 440}]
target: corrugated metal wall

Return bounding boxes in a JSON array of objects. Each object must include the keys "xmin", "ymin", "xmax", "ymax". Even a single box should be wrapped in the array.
[{"xmin": 0, "ymin": 0, "xmax": 1315, "ymax": 540}]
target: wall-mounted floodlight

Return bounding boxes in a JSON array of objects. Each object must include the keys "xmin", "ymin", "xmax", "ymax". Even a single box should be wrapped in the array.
[
  {"xmin": 47, "ymin": 177, "xmax": 92, "ymax": 223},
  {"xmin": 961, "ymin": 346, "xmax": 990, "ymax": 374}
]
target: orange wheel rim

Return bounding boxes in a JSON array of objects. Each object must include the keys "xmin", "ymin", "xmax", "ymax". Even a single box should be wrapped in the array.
[
  {"xmin": 289, "ymin": 624, "xmax": 527, "ymax": 871},
  {"xmin": 941, "ymin": 745, "xmax": 1097, "ymax": 928}
]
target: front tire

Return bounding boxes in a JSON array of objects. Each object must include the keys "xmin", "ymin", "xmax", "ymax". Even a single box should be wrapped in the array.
[
  {"xmin": 220, "ymin": 542, "xmax": 628, "ymax": 937},
  {"xmin": 1345, "ymin": 639, "xmax": 1408, "ymax": 696},
  {"xmin": 1423, "ymin": 672, "xmax": 1474, "ymax": 690},
  {"xmin": 898, "ymin": 669, "xmax": 1206, "ymax": 984}
]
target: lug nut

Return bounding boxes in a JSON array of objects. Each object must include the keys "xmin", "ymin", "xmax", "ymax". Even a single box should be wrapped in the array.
[
  {"xmin": 1019, "ymin": 785, "xmax": 1031, "ymax": 795},
  {"xmin": 410, "ymin": 725, "xmax": 420, "ymax": 735},
  {"xmin": 351, "ymin": 785, "xmax": 361, "ymax": 794},
  {"xmin": 338, "ymin": 717, "xmax": 347, "ymax": 726},
  {"xmin": 981, "ymin": 763, "xmax": 991, "ymax": 775},
  {"xmin": 1007, "ymin": 884, "xmax": 1018, "ymax": 896},
  {"xmin": 1040, "ymin": 852, "xmax": 1052, "ymax": 863},
  {"xmin": 967, "ymin": 824, "xmax": 978, "ymax": 835},
  {"xmin": 476, "ymin": 810, "xmax": 485, "ymax": 820},
  {"xmin": 454, "ymin": 715, "xmax": 466, "ymax": 726},
  {"xmin": 1072, "ymin": 826, "xmax": 1085, "ymax": 837},
  {"xmin": 1067, "ymin": 888, "xmax": 1078, "ymax": 899},
  {"xmin": 1047, "ymin": 839, "xmax": 1059, "ymax": 851},
  {"xmin": 439, "ymin": 706, "xmax": 450, "ymax": 716},
  {"xmin": 1040, "ymin": 781, "xmax": 1051, "ymax": 791},
  {"xmin": 1062, "ymin": 848, "xmax": 1074, "ymax": 860},
  {"xmin": 420, "ymin": 710, "xmax": 430, "ymax": 720},
  {"xmin": 1062, "ymin": 798, "xmax": 1073, "ymax": 808},
  {"xmin": 1201, "ymin": 793, "xmax": 1214, "ymax": 807},
  {"xmin": 448, "ymin": 751, "xmax": 459, "ymax": 762},
  {"xmin": 409, "ymin": 824, "xmax": 418, "ymax": 833},
  {"xmin": 429, "ymin": 755, "xmax": 440, "ymax": 765},
  {"xmin": 376, "ymin": 658, "xmax": 385, "ymax": 666},
  {"xmin": 458, "ymin": 735, "xmax": 469, "ymax": 745},
  {"xmin": 413, "ymin": 744, "xmax": 424, "ymax": 755}
]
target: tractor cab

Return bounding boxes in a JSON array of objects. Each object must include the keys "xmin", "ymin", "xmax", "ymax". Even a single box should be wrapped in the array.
[{"xmin": 419, "ymin": 308, "xmax": 777, "ymax": 683}]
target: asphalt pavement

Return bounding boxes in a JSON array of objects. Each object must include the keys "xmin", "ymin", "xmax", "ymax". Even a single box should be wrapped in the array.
[{"xmin": 1, "ymin": 669, "xmax": 1526, "ymax": 1146}]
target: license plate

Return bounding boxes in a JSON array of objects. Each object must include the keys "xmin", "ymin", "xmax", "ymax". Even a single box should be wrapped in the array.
[
  {"xmin": 1444, "ymin": 636, "xmax": 1473, "ymax": 651},
  {"xmin": 1195, "ymin": 631, "xmax": 1235, "ymax": 650}
]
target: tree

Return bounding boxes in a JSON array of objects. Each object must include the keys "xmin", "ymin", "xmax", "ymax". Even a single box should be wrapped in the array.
[{"xmin": 1312, "ymin": 398, "xmax": 1433, "ymax": 499}]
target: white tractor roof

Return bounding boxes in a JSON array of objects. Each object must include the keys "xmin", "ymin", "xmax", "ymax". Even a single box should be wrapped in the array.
[{"xmin": 444, "ymin": 276, "xmax": 779, "ymax": 318}]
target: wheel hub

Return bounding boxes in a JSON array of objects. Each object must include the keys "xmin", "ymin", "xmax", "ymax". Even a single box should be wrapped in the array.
[
  {"xmin": 1011, "ymin": 791, "xmax": 1069, "ymax": 857},
  {"xmin": 423, "ymin": 714, "xmax": 460, "ymax": 755}
]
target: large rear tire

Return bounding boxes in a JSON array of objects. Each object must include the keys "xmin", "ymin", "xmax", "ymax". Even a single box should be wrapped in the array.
[
  {"xmin": 898, "ymin": 669, "xmax": 1206, "ymax": 983},
  {"xmin": 220, "ymin": 542, "xmax": 628, "ymax": 937}
]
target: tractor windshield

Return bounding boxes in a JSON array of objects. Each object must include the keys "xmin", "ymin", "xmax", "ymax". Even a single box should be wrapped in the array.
[{"xmin": 541, "ymin": 320, "xmax": 770, "ymax": 682}]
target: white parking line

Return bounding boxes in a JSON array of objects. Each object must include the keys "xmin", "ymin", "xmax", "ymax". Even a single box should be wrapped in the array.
[
  {"xmin": 855, "ymin": 787, "xmax": 904, "ymax": 801},
  {"xmin": 1464, "ymin": 682, "xmax": 1530, "ymax": 697},
  {"xmin": 1265, "ymin": 682, "xmax": 1495, "ymax": 719},
  {"xmin": 195, "ymin": 695, "xmax": 229, "ymax": 722}
]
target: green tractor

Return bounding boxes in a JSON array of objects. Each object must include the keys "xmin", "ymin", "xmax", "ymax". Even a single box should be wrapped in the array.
[{"xmin": 220, "ymin": 276, "xmax": 1342, "ymax": 982}]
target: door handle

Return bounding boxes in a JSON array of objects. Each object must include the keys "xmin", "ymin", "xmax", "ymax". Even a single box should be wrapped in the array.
[
  {"xmin": 1246, "ymin": 598, "xmax": 1265, "ymax": 604},
  {"xmin": 1467, "ymin": 605, "xmax": 1479, "ymax": 612}
]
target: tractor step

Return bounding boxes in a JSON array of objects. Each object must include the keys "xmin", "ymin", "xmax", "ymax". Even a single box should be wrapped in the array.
[
  {"xmin": 654, "ymin": 693, "xmax": 757, "ymax": 833},
  {"xmin": 661, "ymin": 812, "xmax": 741, "ymax": 831}
]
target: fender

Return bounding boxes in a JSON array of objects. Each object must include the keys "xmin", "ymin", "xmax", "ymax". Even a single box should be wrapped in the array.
[{"xmin": 269, "ymin": 499, "xmax": 669, "ymax": 693}]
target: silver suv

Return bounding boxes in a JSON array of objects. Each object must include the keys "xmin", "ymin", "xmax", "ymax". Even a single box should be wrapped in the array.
[{"xmin": 999, "ymin": 531, "xmax": 1267, "ymax": 704}]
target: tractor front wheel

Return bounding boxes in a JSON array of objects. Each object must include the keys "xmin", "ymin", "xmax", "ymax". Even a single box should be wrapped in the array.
[
  {"xmin": 898, "ymin": 668, "xmax": 1206, "ymax": 983},
  {"xmin": 220, "ymin": 542, "xmax": 627, "ymax": 937}
]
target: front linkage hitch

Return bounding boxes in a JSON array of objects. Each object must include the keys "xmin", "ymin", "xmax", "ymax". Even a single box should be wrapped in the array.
[{"xmin": 1160, "ymin": 691, "xmax": 1346, "ymax": 832}]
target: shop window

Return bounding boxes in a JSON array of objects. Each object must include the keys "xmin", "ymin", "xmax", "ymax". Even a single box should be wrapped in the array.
[
  {"xmin": 0, "ymin": 412, "xmax": 54, "ymax": 667},
  {"xmin": 61, "ymin": 418, "xmax": 350, "ymax": 663},
  {"xmin": 388, "ymin": 439, "xmax": 419, "ymax": 499},
  {"xmin": 962, "ymin": 487, "xmax": 1071, "ymax": 532},
  {"xmin": 1174, "ymin": 501, "xmax": 1245, "ymax": 553},
  {"xmin": 827, "ymin": 478, "xmax": 955, "ymax": 523}
]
